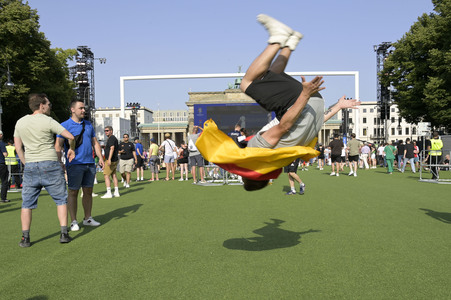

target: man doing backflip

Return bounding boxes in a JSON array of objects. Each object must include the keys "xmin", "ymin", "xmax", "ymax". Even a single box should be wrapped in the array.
[{"xmin": 239, "ymin": 14, "xmax": 360, "ymax": 191}]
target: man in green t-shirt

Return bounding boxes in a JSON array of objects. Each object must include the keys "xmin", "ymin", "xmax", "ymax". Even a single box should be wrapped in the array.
[
  {"xmin": 346, "ymin": 133, "xmax": 361, "ymax": 177},
  {"xmin": 14, "ymin": 93, "xmax": 76, "ymax": 248},
  {"xmin": 383, "ymin": 141, "xmax": 397, "ymax": 174}
]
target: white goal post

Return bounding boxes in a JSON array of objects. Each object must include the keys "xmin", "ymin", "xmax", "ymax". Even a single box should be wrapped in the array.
[{"xmin": 119, "ymin": 71, "xmax": 360, "ymax": 139}]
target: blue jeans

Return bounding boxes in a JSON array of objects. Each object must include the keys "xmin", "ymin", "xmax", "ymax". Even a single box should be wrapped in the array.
[
  {"xmin": 22, "ymin": 161, "xmax": 67, "ymax": 209},
  {"xmin": 402, "ymin": 158, "xmax": 415, "ymax": 172}
]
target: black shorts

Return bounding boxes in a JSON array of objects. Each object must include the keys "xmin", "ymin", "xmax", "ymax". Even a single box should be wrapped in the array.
[
  {"xmin": 245, "ymin": 71, "xmax": 302, "ymax": 120},
  {"xmin": 136, "ymin": 156, "xmax": 144, "ymax": 168},
  {"xmin": 348, "ymin": 155, "xmax": 359, "ymax": 162},
  {"xmin": 284, "ymin": 158, "xmax": 300, "ymax": 173},
  {"xmin": 331, "ymin": 154, "xmax": 342, "ymax": 163}
]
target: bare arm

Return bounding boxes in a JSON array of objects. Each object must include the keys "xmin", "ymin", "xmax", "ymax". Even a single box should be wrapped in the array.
[
  {"xmin": 260, "ymin": 76, "xmax": 325, "ymax": 146},
  {"xmin": 58, "ymin": 129, "xmax": 76, "ymax": 162},
  {"xmin": 324, "ymin": 96, "xmax": 361, "ymax": 123},
  {"xmin": 14, "ymin": 137, "xmax": 26, "ymax": 165},
  {"xmin": 92, "ymin": 137, "xmax": 104, "ymax": 168}
]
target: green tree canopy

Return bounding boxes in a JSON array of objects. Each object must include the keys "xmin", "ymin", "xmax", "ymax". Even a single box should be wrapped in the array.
[
  {"xmin": 381, "ymin": 0, "xmax": 451, "ymax": 130},
  {"xmin": 0, "ymin": 0, "xmax": 76, "ymax": 139}
]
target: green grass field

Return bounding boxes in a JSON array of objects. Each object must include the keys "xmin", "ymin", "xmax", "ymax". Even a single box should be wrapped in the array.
[{"xmin": 1, "ymin": 165, "xmax": 450, "ymax": 299}]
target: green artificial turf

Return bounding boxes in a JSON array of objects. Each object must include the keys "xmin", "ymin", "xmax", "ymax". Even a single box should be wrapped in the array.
[{"xmin": 1, "ymin": 166, "xmax": 450, "ymax": 299}]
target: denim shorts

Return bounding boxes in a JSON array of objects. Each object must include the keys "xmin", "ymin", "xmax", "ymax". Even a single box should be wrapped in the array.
[
  {"xmin": 22, "ymin": 160, "xmax": 67, "ymax": 209},
  {"xmin": 66, "ymin": 163, "xmax": 96, "ymax": 190}
]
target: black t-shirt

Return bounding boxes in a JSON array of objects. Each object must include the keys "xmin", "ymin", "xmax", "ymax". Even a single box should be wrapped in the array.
[
  {"xmin": 119, "ymin": 142, "xmax": 135, "ymax": 160},
  {"xmin": 404, "ymin": 143, "xmax": 415, "ymax": 159},
  {"xmin": 397, "ymin": 144, "xmax": 405, "ymax": 155},
  {"xmin": 105, "ymin": 135, "xmax": 119, "ymax": 162},
  {"xmin": 328, "ymin": 139, "xmax": 344, "ymax": 156}
]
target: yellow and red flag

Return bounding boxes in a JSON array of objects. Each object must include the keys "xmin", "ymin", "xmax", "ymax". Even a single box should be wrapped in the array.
[{"xmin": 196, "ymin": 120, "xmax": 319, "ymax": 180}]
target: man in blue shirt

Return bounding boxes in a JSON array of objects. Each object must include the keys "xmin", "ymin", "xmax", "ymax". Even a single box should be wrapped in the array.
[
  {"xmin": 56, "ymin": 99, "xmax": 104, "ymax": 231},
  {"xmin": 134, "ymin": 137, "xmax": 144, "ymax": 181},
  {"xmin": 0, "ymin": 131, "xmax": 9, "ymax": 203}
]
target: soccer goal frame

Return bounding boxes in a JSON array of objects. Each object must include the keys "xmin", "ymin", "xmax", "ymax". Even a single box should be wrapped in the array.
[{"xmin": 119, "ymin": 71, "xmax": 360, "ymax": 138}]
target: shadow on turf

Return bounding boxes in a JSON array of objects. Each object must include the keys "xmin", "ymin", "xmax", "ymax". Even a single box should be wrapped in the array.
[
  {"xmin": 420, "ymin": 208, "xmax": 451, "ymax": 224},
  {"xmin": 223, "ymin": 219, "xmax": 320, "ymax": 251},
  {"xmin": 32, "ymin": 204, "xmax": 143, "ymax": 245}
]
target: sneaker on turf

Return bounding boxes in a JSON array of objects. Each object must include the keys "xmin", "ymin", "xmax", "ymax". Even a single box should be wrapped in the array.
[
  {"xmin": 83, "ymin": 217, "xmax": 101, "ymax": 227},
  {"xmin": 59, "ymin": 233, "xmax": 72, "ymax": 243},
  {"xmin": 336, "ymin": 173, "xmax": 340, "ymax": 177},
  {"xmin": 348, "ymin": 171, "xmax": 354, "ymax": 176},
  {"xmin": 330, "ymin": 172, "xmax": 336, "ymax": 176},
  {"xmin": 125, "ymin": 183, "xmax": 130, "ymax": 188},
  {"xmin": 19, "ymin": 236, "xmax": 31, "ymax": 248},
  {"xmin": 285, "ymin": 190, "xmax": 296, "ymax": 195},
  {"xmin": 113, "ymin": 190, "xmax": 120, "ymax": 197},
  {"xmin": 354, "ymin": 173, "xmax": 357, "ymax": 177},
  {"xmin": 178, "ymin": 178, "xmax": 184, "ymax": 181},
  {"xmin": 299, "ymin": 184, "xmax": 305, "ymax": 195},
  {"xmin": 101, "ymin": 192, "xmax": 113, "ymax": 199},
  {"xmin": 70, "ymin": 220, "xmax": 80, "ymax": 232}
]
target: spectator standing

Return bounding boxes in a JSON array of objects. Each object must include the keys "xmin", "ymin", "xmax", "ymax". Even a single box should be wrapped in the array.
[
  {"xmin": 56, "ymin": 99, "xmax": 104, "ymax": 231},
  {"xmin": 101, "ymin": 126, "xmax": 120, "ymax": 198},
  {"xmin": 177, "ymin": 141, "xmax": 189, "ymax": 181},
  {"xmin": 134, "ymin": 137, "xmax": 144, "ymax": 181},
  {"xmin": 148, "ymin": 138, "xmax": 159, "ymax": 181},
  {"xmin": 14, "ymin": 93, "xmax": 75, "ymax": 247},
  {"xmin": 360, "ymin": 143, "xmax": 371, "ymax": 169},
  {"xmin": 328, "ymin": 134, "xmax": 344, "ymax": 176},
  {"xmin": 427, "ymin": 131, "xmax": 443, "ymax": 180},
  {"xmin": 384, "ymin": 142, "xmax": 397, "ymax": 174},
  {"xmin": 119, "ymin": 134, "xmax": 137, "ymax": 188},
  {"xmin": 316, "ymin": 144, "xmax": 325, "ymax": 170},
  {"xmin": 396, "ymin": 140, "xmax": 405, "ymax": 170},
  {"xmin": 187, "ymin": 126, "xmax": 206, "ymax": 183},
  {"xmin": 413, "ymin": 141, "xmax": 420, "ymax": 172},
  {"xmin": 160, "ymin": 133, "xmax": 177, "ymax": 180},
  {"xmin": 6, "ymin": 139, "xmax": 21, "ymax": 190},
  {"xmin": 346, "ymin": 133, "xmax": 360, "ymax": 177},
  {"xmin": 401, "ymin": 138, "xmax": 416, "ymax": 173},
  {"xmin": 284, "ymin": 158, "xmax": 305, "ymax": 195},
  {"xmin": 377, "ymin": 143, "xmax": 386, "ymax": 167},
  {"xmin": 0, "ymin": 133, "xmax": 9, "ymax": 202}
]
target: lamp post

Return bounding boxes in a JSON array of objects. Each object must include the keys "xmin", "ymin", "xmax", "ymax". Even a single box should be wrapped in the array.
[{"xmin": 0, "ymin": 61, "xmax": 15, "ymax": 131}]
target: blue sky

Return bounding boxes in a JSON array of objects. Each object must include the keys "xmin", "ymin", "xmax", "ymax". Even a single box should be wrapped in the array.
[{"xmin": 27, "ymin": 0, "xmax": 434, "ymax": 111}]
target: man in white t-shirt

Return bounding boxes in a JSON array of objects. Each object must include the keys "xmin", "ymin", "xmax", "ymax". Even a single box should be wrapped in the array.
[
  {"xmin": 14, "ymin": 93, "xmax": 76, "ymax": 247},
  {"xmin": 159, "ymin": 133, "xmax": 177, "ymax": 180}
]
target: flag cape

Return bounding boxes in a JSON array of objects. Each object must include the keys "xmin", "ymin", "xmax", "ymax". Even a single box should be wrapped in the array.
[{"xmin": 196, "ymin": 120, "xmax": 320, "ymax": 180}]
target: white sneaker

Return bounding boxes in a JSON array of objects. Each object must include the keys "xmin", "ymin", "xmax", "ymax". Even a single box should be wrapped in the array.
[
  {"xmin": 70, "ymin": 220, "xmax": 80, "ymax": 231},
  {"xmin": 354, "ymin": 173, "xmax": 357, "ymax": 177},
  {"xmin": 330, "ymin": 172, "xmax": 336, "ymax": 176},
  {"xmin": 125, "ymin": 183, "xmax": 130, "ymax": 188},
  {"xmin": 83, "ymin": 217, "xmax": 101, "ymax": 227},
  {"xmin": 178, "ymin": 178, "xmax": 184, "ymax": 181},
  {"xmin": 113, "ymin": 190, "xmax": 120, "ymax": 197},
  {"xmin": 348, "ymin": 171, "xmax": 354, "ymax": 176},
  {"xmin": 92, "ymin": 193, "xmax": 98, "ymax": 197},
  {"xmin": 336, "ymin": 173, "xmax": 340, "ymax": 177},
  {"xmin": 285, "ymin": 31, "xmax": 304, "ymax": 51},
  {"xmin": 257, "ymin": 14, "xmax": 294, "ymax": 46},
  {"xmin": 101, "ymin": 192, "xmax": 113, "ymax": 199}
]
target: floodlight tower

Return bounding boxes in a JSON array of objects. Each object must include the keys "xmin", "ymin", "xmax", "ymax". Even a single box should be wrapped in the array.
[
  {"xmin": 374, "ymin": 42, "xmax": 392, "ymax": 142},
  {"xmin": 69, "ymin": 46, "xmax": 106, "ymax": 123}
]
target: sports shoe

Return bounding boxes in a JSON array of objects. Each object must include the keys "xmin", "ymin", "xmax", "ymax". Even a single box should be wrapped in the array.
[
  {"xmin": 19, "ymin": 236, "xmax": 31, "ymax": 248},
  {"xmin": 199, "ymin": 181, "xmax": 207, "ymax": 184},
  {"xmin": 178, "ymin": 178, "xmax": 184, "ymax": 181},
  {"xmin": 336, "ymin": 173, "xmax": 340, "ymax": 177},
  {"xmin": 330, "ymin": 172, "xmax": 336, "ymax": 176},
  {"xmin": 92, "ymin": 193, "xmax": 98, "ymax": 197},
  {"xmin": 59, "ymin": 233, "xmax": 72, "ymax": 243},
  {"xmin": 354, "ymin": 173, "xmax": 357, "ymax": 177},
  {"xmin": 299, "ymin": 184, "xmax": 305, "ymax": 195},
  {"xmin": 257, "ymin": 14, "xmax": 294, "ymax": 46},
  {"xmin": 285, "ymin": 190, "xmax": 296, "ymax": 195},
  {"xmin": 285, "ymin": 31, "xmax": 304, "ymax": 51},
  {"xmin": 83, "ymin": 217, "xmax": 101, "ymax": 227},
  {"xmin": 125, "ymin": 183, "xmax": 130, "ymax": 188},
  {"xmin": 70, "ymin": 220, "xmax": 80, "ymax": 231},
  {"xmin": 101, "ymin": 192, "xmax": 113, "ymax": 199},
  {"xmin": 1, "ymin": 199, "xmax": 10, "ymax": 203},
  {"xmin": 113, "ymin": 190, "xmax": 120, "ymax": 197},
  {"xmin": 348, "ymin": 171, "xmax": 354, "ymax": 176}
]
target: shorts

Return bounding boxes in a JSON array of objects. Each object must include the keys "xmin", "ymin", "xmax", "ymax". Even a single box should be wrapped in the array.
[
  {"xmin": 136, "ymin": 156, "xmax": 144, "ymax": 168},
  {"xmin": 348, "ymin": 155, "xmax": 359, "ymax": 162},
  {"xmin": 103, "ymin": 160, "xmax": 118, "ymax": 176},
  {"xmin": 189, "ymin": 154, "xmax": 204, "ymax": 167},
  {"xmin": 21, "ymin": 161, "xmax": 67, "ymax": 209},
  {"xmin": 284, "ymin": 158, "xmax": 300, "ymax": 173},
  {"xmin": 119, "ymin": 158, "xmax": 134, "ymax": 173},
  {"xmin": 149, "ymin": 155, "xmax": 159, "ymax": 173},
  {"xmin": 164, "ymin": 155, "xmax": 175, "ymax": 164},
  {"xmin": 245, "ymin": 71, "xmax": 302, "ymax": 120},
  {"xmin": 331, "ymin": 154, "xmax": 342, "ymax": 163},
  {"xmin": 66, "ymin": 163, "xmax": 96, "ymax": 190}
]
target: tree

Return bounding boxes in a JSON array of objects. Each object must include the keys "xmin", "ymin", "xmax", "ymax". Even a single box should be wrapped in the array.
[
  {"xmin": 381, "ymin": 0, "xmax": 451, "ymax": 130},
  {"xmin": 0, "ymin": 0, "xmax": 76, "ymax": 139}
]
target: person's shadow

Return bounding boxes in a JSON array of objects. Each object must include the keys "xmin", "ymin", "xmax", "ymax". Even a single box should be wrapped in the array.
[
  {"xmin": 223, "ymin": 219, "xmax": 320, "ymax": 251},
  {"xmin": 32, "ymin": 204, "xmax": 143, "ymax": 245},
  {"xmin": 420, "ymin": 208, "xmax": 451, "ymax": 224}
]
